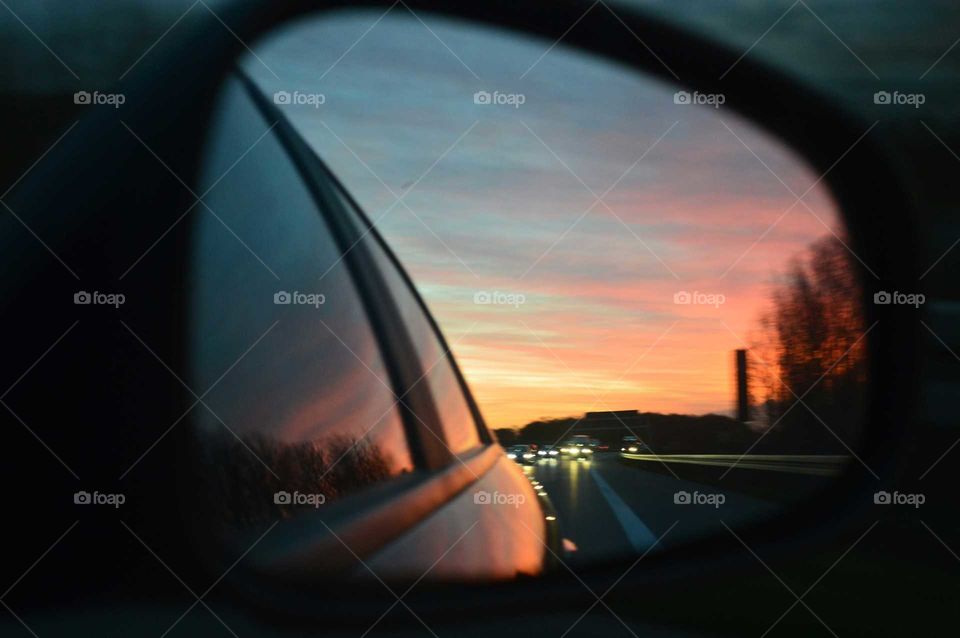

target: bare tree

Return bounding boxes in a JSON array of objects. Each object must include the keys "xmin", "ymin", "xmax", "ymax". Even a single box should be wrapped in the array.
[{"xmin": 749, "ymin": 235, "xmax": 866, "ymax": 452}]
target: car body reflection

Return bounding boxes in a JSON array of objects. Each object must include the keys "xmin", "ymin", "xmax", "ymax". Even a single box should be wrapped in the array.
[{"xmin": 196, "ymin": 431, "xmax": 399, "ymax": 529}]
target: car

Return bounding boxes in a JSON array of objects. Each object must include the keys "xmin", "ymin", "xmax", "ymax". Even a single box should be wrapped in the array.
[
  {"xmin": 0, "ymin": 7, "xmax": 565, "ymax": 612},
  {"xmin": 620, "ymin": 435, "xmax": 651, "ymax": 455},
  {"xmin": 506, "ymin": 444, "xmax": 538, "ymax": 464},
  {"xmin": 537, "ymin": 444, "xmax": 561, "ymax": 458},
  {"xmin": 560, "ymin": 437, "xmax": 597, "ymax": 457}
]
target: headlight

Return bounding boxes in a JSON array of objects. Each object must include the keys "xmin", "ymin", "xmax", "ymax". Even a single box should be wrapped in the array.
[
  {"xmin": 549, "ymin": 450, "xmax": 559, "ymax": 456},
  {"xmin": 628, "ymin": 446, "xmax": 638, "ymax": 452},
  {"xmin": 569, "ymin": 448, "xmax": 579, "ymax": 455},
  {"xmin": 537, "ymin": 450, "xmax": 547, "ymax": 456},
  {"xmin": 522, "ymin": 453, "xmax": 535, "ymax": 459},
  {"xmin": 507, "ymin": 453, "xmax": 517, "ymax": 459},
  {"xmin": 582, "ymin": 448, "xmax": 593, "ymax": 454}
]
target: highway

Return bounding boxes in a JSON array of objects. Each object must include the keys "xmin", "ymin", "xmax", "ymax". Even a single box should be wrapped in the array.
[{"xmin": 521, "ymin": 452, "xmax": 840, "ymax": 565}]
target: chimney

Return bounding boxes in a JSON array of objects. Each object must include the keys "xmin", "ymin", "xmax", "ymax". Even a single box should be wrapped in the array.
[{"xmin": 735, "ymin": 349, "xmax": 749, "ymax": 422}]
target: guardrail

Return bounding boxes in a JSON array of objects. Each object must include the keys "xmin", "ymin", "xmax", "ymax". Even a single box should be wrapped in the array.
[{"xmin": 619, "ymin": 453, "xmax": 850, "ymax": 476}]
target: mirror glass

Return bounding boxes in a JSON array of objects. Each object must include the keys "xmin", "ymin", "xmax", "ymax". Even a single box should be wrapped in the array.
[{"xmin": 213, "ymin": 8, "xmax": 868, "ymax": 574}]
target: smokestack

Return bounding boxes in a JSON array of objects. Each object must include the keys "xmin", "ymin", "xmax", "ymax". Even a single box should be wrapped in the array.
[{"xmin": 735, "ymin": 349, "xmax": 749, "ymax": 422}]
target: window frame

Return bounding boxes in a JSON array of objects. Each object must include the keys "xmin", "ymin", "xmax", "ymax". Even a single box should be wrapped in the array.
[
  {"xmin": 237, "ymin": 72, "xmax": 447, "ymax": 470},
  {"xmin": 224, "ymin": 71, "xmax": 510, "ymax": 581},
  {"xmin": 238, "ymin": 72, "xmax": 491, "ymax": 457},
  {"xmin": 315, "ymin": 143, "xmax": 494, "ymax": 452}
]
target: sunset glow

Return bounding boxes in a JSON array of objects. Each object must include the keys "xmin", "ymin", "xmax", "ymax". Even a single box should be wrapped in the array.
[{"xmin": 252, "ymin": 11, "xmax": 845, "ymax": 429}]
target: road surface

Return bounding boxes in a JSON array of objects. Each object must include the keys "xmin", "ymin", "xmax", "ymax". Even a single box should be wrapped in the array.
[{"xmin": 520, "ymin": 452, "xmax": 792, "ymax": 565}]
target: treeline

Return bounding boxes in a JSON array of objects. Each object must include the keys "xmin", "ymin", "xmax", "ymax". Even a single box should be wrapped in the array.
[
  {"xmin": 194, "ymin": 431, "xmax": 396, "ymax": 529},
  {"xmin": 493, "ymin": 412, "xmax": 759, "ymax": 454}
]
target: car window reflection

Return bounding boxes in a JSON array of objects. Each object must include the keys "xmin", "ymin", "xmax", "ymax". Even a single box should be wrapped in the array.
[{"xmin": 191, "ymin": 76, "xmax": 414, "ymax": 529}]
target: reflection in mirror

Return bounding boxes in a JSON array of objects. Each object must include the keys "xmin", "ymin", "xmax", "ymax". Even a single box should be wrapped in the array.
[
  {"xmin": 198, "ymin": 430, "xmax": 393, "ymax": 530},
  {"xmin": 236, "ymin": 9, "xmax": 866, "ymax": 569},
  {"xmin": 190, "ymin": 73, "xmax": 413, "ymax": 537}
]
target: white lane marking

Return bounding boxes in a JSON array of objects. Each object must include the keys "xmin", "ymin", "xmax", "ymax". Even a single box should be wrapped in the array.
[{"xmin": 591, "ymin": 469, "xmax": 659, "ymax": 553}]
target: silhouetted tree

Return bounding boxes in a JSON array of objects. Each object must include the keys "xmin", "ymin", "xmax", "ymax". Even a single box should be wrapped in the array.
[
  {"xmin": 195, "ymin": 430, "xmax": 395, "ymax": 529},
  {"xmin": 749, "ymin": 235, "xmax": 866, "ymax": 452}
]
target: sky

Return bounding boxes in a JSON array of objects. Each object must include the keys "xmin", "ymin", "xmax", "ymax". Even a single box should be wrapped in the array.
[{"xmin": 244, "ymin": 9, "xmax": 844, "ymax": 430}]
